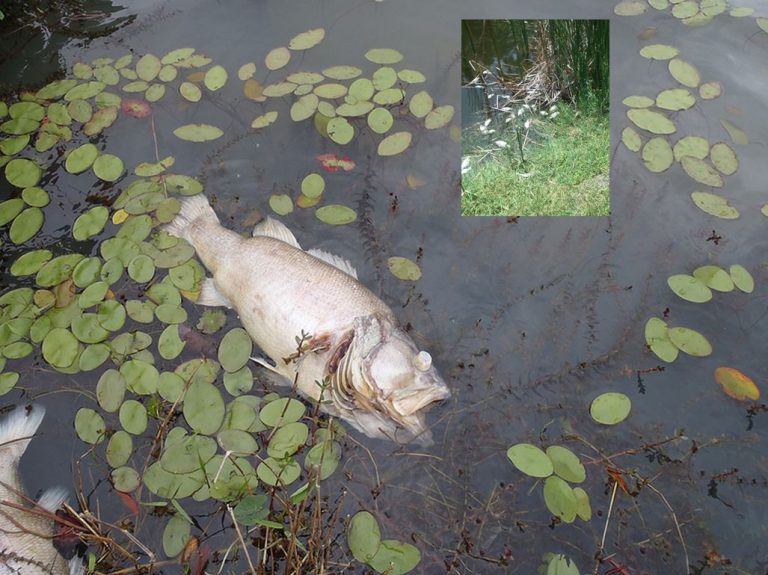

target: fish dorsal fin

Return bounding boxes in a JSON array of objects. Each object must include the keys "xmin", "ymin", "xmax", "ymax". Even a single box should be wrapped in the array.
[
  {"xmin": 307, "ymin": 248, "xmax": 359, "ymax": 279},
  {"xmin": 253, "ymin": 217, "xmax": 301, "ymax": 249}
]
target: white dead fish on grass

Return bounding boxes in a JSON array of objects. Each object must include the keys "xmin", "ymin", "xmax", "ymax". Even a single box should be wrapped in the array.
[
  {"xmin": 164, "ymin": 195, "xmax": 450, "ymax": 445},
  {"xmin": 0, "ymin": 404, "xmax": 84, "ymax": 575}
]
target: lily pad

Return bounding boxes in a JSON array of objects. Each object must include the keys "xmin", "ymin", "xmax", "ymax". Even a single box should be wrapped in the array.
[
  {"xmin": 300, "ymin": 173, "xmax": 325, "ymax": 199},
  {"xmin": 668, "ymin": 326, "xmax": 712, "ymax": 357},
  {"xmin": 409, "ymin": 91, "xmax": 433, "ymax": 118},
  {"xmin": 673, "ymin": 135, "xmax": 709, "ymax": 161},
  {"xmin": 84, "ymin": 106, "xmax": 118, "ymax": 137},
  {"xmin": 65, "ymin": 143, "xmax": 99, "ymax": 174},
  {"xmin": 163, "ymin": 515, "xmax": 191, "ymax": 559},
  {"xmin": 714, "ymin": 367, "xmax": 759, "ymax": 401},
  {"xmin": 622, "ymin": 95, "xmax": 654, "ymax": 108},
  {"xmin": 119, "ymin": 400, "xmax": 148, "ymax": 435},
  {"xmin": 179, "ymin": 82, "xmax": 202, "ymax": 102},
  {"xmin": 369, "ymin": 540, "xmax": 421, "ymax": 575},
  {"xmin": 36, "ymin": 254, "xmax": 85, "ymax": 287},
  {"xmin": 0, "ymin": 134, "xmax": 30, "ymax": 155},
  {"xmin": 257, "ymin": 456, "xmax": 301, "ymax": 487},
  {"xmin": 327, "ymin": 117, "xmax": 354, "ymax": 144},
  {"xmin": 268, "ymin": 193, "xmax": 293, "ymax": 216},
  {"xmin": 267, "ymin": 421, "xmax": 309, "ymax": 458},
  {"xmin": 506, "ymin": 443, "xmax": 554, "ymax": 478},
  {"xmin": 42, "ymin": 327, "xmax": 79, "ymax": 367},
  {"xmin": 5, "ymin": 158, "xmax": 41, "ymax": 188},
  {"xmin": 641, "ymin": 137, "xmax": 673, "ymax": 173},
  {"xmin": 265, "ymin": 47, "xmax": 291, "ymax": 71},
  {"xmin": 590, "ymin": 392, "xmax": 631, "ymax": 425},
  {"xmin": 729, "ymin": 264, "xmax": 754, "ymax": 293},
  {"xmin": 372, "ymin": 67, "xmax": 398, "ymax": 91},
  {"xmin": 289, "ymin": 28, "xmax": 325, "ymax": 50},
  {"xmin": 709, "ymin": 142, "xmax": 738, "ymax": 175},
  {"xmin": 218, "ymin": 327, "xmax": 252, "ymax": 372},
  {"xmin": 347, "ymin": 511, "xmax": 381, "ymax": 563},
  {"xmin": 136, "ymin": 54, "xmax": 161, "ymax": 82},
  {"xmin": 21, "ymin": 186, "xmax": 49, "ymax": 207},
  {"xmin": 699, "ymin": 81, "xmax": 722, "ymax": 99},
  {"xmin": 543, "ymin": 476, "xmax": 577, "ymax": 523},
  {"xmin": 304, "ymin": 440, "xmax": 341, "ymax": 480},
  {"xmin": 692, "ymin": 265, "xmax": 734, "ymax": 292},
  {"xmin": 10, "ymin": 249, "xmax": 52, "ymax": 276},
  {"xmin": 75, "ymin": 408, "xmax": 106, "ymax": 444},
  {"xmin": 681, "ymin": 156, "xmax": 723, "ymax": 187},
  {"xmin": 9, "ymin": 207, "xmax": 44, "ymax": 244},
  {"xmin": 398, "ymin": 69, "xmax": 426, "ymax": 83},
  {"xmin": 96, "ymin": 369, "xmax": 126, "ymax": 413},
  {"xmin": 614, "ymin": 1, "xmax": 648, "ymax": 15},
  {"xmin": 323, "ymin": 65, "xmax": 362, "ymax": 80},
  {"xmin": 667, "ymin": 274, "xmax": 713, "ymax": 302},
  {"xmin": 655, "ymin": 88, "xmax": 695, "ymax": 111},
  {"xmin": 668, "ymin": 58, "xmax": 700, "ymax": 87},
  {"xmin": 365, "ymin": 48, "xmax": 403, "ymax": 64},
  {"xmin": 204, "ymin": 65, "xmax": 228, "ymax": 91},
  {"xmin": 367, "ymin": 108, "xmax": 394, "ymax": 134},
  {"xmin": 184, "ymin": 381, "xmax": 225, "ymax": 435},
  {"xmin": 691, "ymin": 191, "xmax": 738, "ymax": 219},
  {"xmin": 290, "ymin": 94, "xmax": 319, "ymax": 122},
  {"xmin": 639, "ymin": 44, "xmax": 679, "ymax": 60},
  {"xmin": 387, "ymin": 256, "xmax": 421, "ymax": 281},
  {"xmin": 315, "ymin": 204, "xmax": 357, "ymax": 225},
  {"xmin": 106, "ymin": 430, "xmax": 133, "ymax": 468},
  {"xmin": 546, "ymin": 445, "xmax": 586, "ymax": 483},
  {"xmin": 627, "ymin": 108, "xmax": 676, "ymax": 135},
  {"xmin": 260, "ymin": 397, "xmax": 305, "ymax": 427},
  {"xmin": 424, "ymin": 105, "xmax": 455, "ymax": 129},
  {"xmin": 73, "ymin": 206, "xmax": 109, "ymax": 241},
  {"xmin": 251, "ymin": 111, "xmax": 278, "ymax": 129},
  {"xmin": 378, "ymin": 131, "xmax": 412, "ymax": 156},
  {"xmin": 173, "ymin": 124, "xmax": 223, "ymax": 142}
]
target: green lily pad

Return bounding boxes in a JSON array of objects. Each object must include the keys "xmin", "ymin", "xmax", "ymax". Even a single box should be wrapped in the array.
[
  {"xmin": 93, "ymin": 154, "xmax": 124, "ymax": 182},
  {"xmin": 164, "ymin": 174, "xmax": 204, "ymax": 196},
  {"xmin": 699, "ymin": 81, "xmax": 722, "ymax": 99},
  {"xmin": 408, "ymin": 91, "xmax": 433, "ymax": 118},
  {"xmin": 127, "ymin": 254, "xmax": 155, "ymax": 283},
  {"xmin": 655, "ymin": 88, "xmax": 695, "ymax": 111},
  {"xmin": 387, "ymin": 256, "xmax": 421, "ymax": 281},
  {"xmin": 73, "ymin": 206, "xmax": 109, "ymax": 241},
  {"xmin": 681, "ymin": 156, "xmax": 723, "ymax": 187},
  {"xmin": 9, "ymin": 207, "xmax": 44, "ymax": 244},
  {"xmin": 71, "ymin": 313, "xmax": 110, "ymax": 343},
  {"xmin": 42, "ymin": 327, "xmax": 79, "ymax": 367},
  {"xmin": 690, "ymin": 191, "xmax": 738, "ymax": 219},
  {"xmin": 289, "ymin": 27, "xmax": 325, "ymax": 50},
  {"xmin": 79, "ymin": 343, "xmax": 110, "ymax": 371},
  {"xmin": 75, "ymin": 408, "xmax": 106, "ymax": 444},
  {"xmin": 315, "ymin": 204, "xmax": 357, "ymax": 225},
  {"xmin": 0, "ymin": 198, "xmax": 24, "ymax": 225},
  {"xmin": 667, "ymin": 274, "xmax": 713, "ymax": 302},
  {"xmin": 378, "ymin": 131, "xmax": 412, "ymax": 156},
  {"xmin": 0, "ymin": 372, "xmax": 19, "ymax": 396},
  {"xmin": 162, "ymin": 515, "xmax": 191, "ymax": 559},
  {"xmin": 173, "ymin": 124, "xmax": 223, "ymax": 142},
  {"xmin": 590, "ymin": 392, "xmax": 632, "ymax": 425},
  {"xmin": 1, "ymin": 117, "xmax": 40, "ymax": 135},
  {"xmin": 198, "ymin": 309, "xmax": 227, "ymax": 334},
  {"xmin": 168, "ymin": 259, "xmax": 204, "ymax": 291},
  {"xmin": 367, "ymin": 108, "xmax": 394, "ymax": 134},
  {"xmin": 398, "ymin": 69, "xmax": 426, "ymax": 83},
  {"xmin": 121, "ymin": 359, "xmax": 159, "ymax": 394},
  {"xmin": 2, "ymin": 341, "xmax": 33, "ymax": 360},
  {"xmin": 78, "ymin": 281, "xmax": 109, "ymax": 309},
  {"xmin": 21, "ymin": 187, "xmax": 49, "ymax": 207},
  {"xmin": 639, "ymin": 44, "xmax": 679, "ymax": 60},
  {"xmin": 336, "ymin": 101, "xmax": 375, "ymax": 117},
  {"xmin": 668, "ymin": 58, "xmax": 700, "ymax": 87},
  {"xmin": 269, "ymin": 194, "xmax": 293, "ymax": 215},
  {"xmin": 204, "ymin": 65, "xmax": 228, "ymax": 91},
  {"xmin": 424, "ymin": 105, "xmax": 455, "ymax": 129},
  {"xmin": 251, "ymin": 111, "xmax": 278, "ymax": 129},
  {"xmin": 347, "ymin": 511, "xmax": 381, "ymax": 563},
  {"xmin": 260, "ymin": 397, "xmax": 305, "ymax": 427},
  {"xmin": 304, "ymin": 440, "xmax": 341, "ymax": 480},
  {"xmin": 265, "ymin": 47, "xmax": 291, "ymax": 71},
  {"xmin": 369, "ymin": 540, "xmax": 421, "ymax": 575},
  {"xmin": 217, "ymin": 429, "xmax": 259, "ymax": 455},
  {"xmin": 0, "ymin": 134, "xmax": 30, "ymax": 155},
  {"xmin": 67, "ymin": 100, "xmax": 92, "ymax": 123},
  {"xmin": 36, "ymin": 79, "xmax": 78, "ymax": 100},
  {"xmin": 323, "ymin": 65, "xmax": 362, "ymax": 80},
  {"xmin": 365, "ymin": 48, "xmax": 403, "ymax": 64},
  {"xmin": 314, "ymin": 83, "xmax": 348, "ymax": 99},
  {"xmin": 36, "ymin": 254, "xmax": 85, "ymax": 287},
  {"xmin": 543, "ymin": 475, "xmax": 577, "ymax": 523},
  {"xmin": 622, "ymin": 95, "xmax": 654, "ymax": 108},
  {"xmin": 106, "ymin": 430, "xmax": 133, "ymax": 468},
  {"xmin": 729, "ymin": 265, "xmax": 754, "ymax": 293},
  {"xmin": 257, "ymin": 456, "xmax": 301, "ymax": 487},
  {"xmin": 267, "ymin": 421, "xmax": 309, "ymax": 458},
  {"xmin": 65, "ymin": 143, "xmax": 99, "ymax": 174},
  {"xmin": 158, "ymin": 324, "xmax": 186, "ymax": 360},
  {"xmin": 546, "ymin": 445, "xmax": 586, "ymax": 483},
  {"xmin": 641, "ymin": 137, "xmax": 674, "ymax": 173},
  {"xmin": 709, "ymin": 142, "xmax": 738, "ymax": 175},
  {"xmin": 627, "ymin": 108, "xmax": 676, "ymax": 134},
  {"xmin": 673, "ymin": 135, "xmax": 709, "ymax": 161},
  {"xmin": 96, "ymin": 369, "xmax": 126, "ymax": 413},
  {"xmin": 98, "ymin": 300, "xmax": 126, "ymax": 331},
  {"xmin": 83, "ymin": 106, "xmax": 118, "ymax": 137},
  {"xmin": 136, "ymin": 54, "xmax": 161, "ymax": 82},
  {"xmin": 119, "ymin": 399, "xmax": 148, "ymax": 435},
  {"xmin": 111, "ymin": 466, "xmax": 140, "ymax": 492},
  {"xmin": 507, "ymin": 443, "xmax": 554, "ymax": 478},
  {"xmin": 327, "ymin": 117, "xmax": 354, "ymax": 144},
  {"xmin": 5, "ymin": 158, "xmax": 41, "ymax": 188},
  {"xmin": 692, "ymin": 265, "xmax": 734, "ymax": 292},
  {"xmin": 222, "ymin": 366, "xmax": 253, "ymax": 397},
  {"xmin": 184, "ymin": 381, "xmax": 225, "ymax": 435},
  {"xmin": 300, "ymin": 173, "xmax": 325, "ymax": 199},
  {"xmin": 155, "ymin": 303, "xmax": 187, "ymax": 324},
  {"xmin": 262, "ymin": 81, "xmax": 297, "ymax": 98},
  {"xmin": 668, "ymin": 326, "xmax": 712, "ymax": 357},
  {"xmin": 179, "ymin": 82, "xmax": 202, "ymax": 102},
  {"xmin": 10, "ymin": 249, "xmax": 52, "ymax": 276},
  {"xmin": 233, "ymin": 494, "xmax": 269, "ymax": 525}
]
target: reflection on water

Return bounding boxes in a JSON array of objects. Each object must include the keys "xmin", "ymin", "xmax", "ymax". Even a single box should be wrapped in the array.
[{"xmin": 1, "ymin": 0, "xmax": 767, "ymax": 573}]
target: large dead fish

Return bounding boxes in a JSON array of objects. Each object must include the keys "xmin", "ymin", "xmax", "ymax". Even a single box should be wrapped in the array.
[
  {"xmin": 0, "ymin": 404, "xmax": 83, "ymax": 575},
  {"xmin": 164, "ymin": 195, "xmax": 450, "ymax": 444}
]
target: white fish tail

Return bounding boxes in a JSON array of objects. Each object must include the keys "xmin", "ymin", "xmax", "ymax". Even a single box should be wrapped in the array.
[
  {"xmin": 37, "ymin": 485, "xmax": 69, "ymax": 512},
  {"xmin": 0, "ymin": 404, "xmax": 45, "ymax": 462},
  {"xmin": 163, "ymin": 195, "xmax": 220, "ymax": 244}
]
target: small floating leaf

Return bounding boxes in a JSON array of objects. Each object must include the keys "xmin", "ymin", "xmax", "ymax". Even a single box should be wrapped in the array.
[
  {"xmin": 238, "ymin": 62, "xmax": 256, "ymax": 80},
  {"xmin": 218, "ymin": 328, "xmax": 252, "ymax": 372},
  {"xmin": 288, "ymin": 28, "xmax": 325, "ymax": 50},
  {"xmin": 369, "ymin": 540, "xmax": 421, "ymax": 575},
  {"xmin": 327, "ymin": 117, "xmax": 354, "ymax": 144},
  {"xmin": 262, "ymin": 82, "xmax": 297, "ymax": 97},
  {"xmin": 621, "ymin": 127, "xmax": 642, "ymax": 152},
  {"xmin": 729, "ymin": 265, "xmax": 754, "ymax": 293},
  {"xmin": 65, "ymin": 143, "xmax": 99, "ymax": 174},
  {"xmin": 627, "ymin": 108, "xmax": 676, "ymax": 134},
  {"xmin": 268, "ymin": 194, "xmax": 293, "ymax": 215},
  {"xmin": 668, "ymin": 326, "xmax": 712, "ymax": 357},
  {"xmin": 260, "ymin": 397, "xmax": 305, "ymax": 427},
  {"xmin": 543, "ymin": 476, "xmax": 577, "ymax": 523},
  {"xmin": 21, "ymin": 186, "xmax": 49, "ymax": 207},
  {"xmin": 378, "ymin": 131, "xmax": 412, "ymax": 156},
  {"xmin": 265, "ymin": 47, "xmax": 290, "ymax": 70},
  {"xmin": 0, "ymin": 198, "xmax": 24, "ymax": 225},
  {"xmin": 75, "ymin": 408, "xmax": 106, "ymax": 444},
  {"xmin": 93, "ymin": 154, "xmax": 124, "ymax": 182},
  {"xmin": 692, "ymin": 265, "xmax": 734, "ymax": 292},
  {"xmin": 251, "ymin": 110, "xmax": 278, "ymax": 129},
  {"xmin": 590, "ymin": 392, "xmax": 631, "ymax": 425},
  {"xmin": 300, "ymin": 173, "xmax": 325, "ymax": 199},
  {"xmin": 136, "ymin": 54, "xmax": 161, "ymax": 81},
  {"xmin": 699, "ymin": 81, "xmax": 722, "ymax": 99},
  {"xmin": 546, "ymin": 446, "xmax": 586, "ymax": 483},
  {"xmin": 347, "ymin": 511, "xmax": 381, "ymax": 563},
  {"xmin": 257, "ymin": 456, "xmax": 300, "ymax": 486},
  {"xmin": 668, "ymin": 58, "xmax": 700, "ymax": 87},
  {"xmin": 641, "ymin": 137, "xmax": 673, "ymax": 172},
  {"xmin": 367, "ymin": 108, "xmax": 393, "ymax": 134},
  {"xmin": 655, "ymin": 88, "xmax": 695, "ymax": 111},
  {"xmin": 323, "ymin": 65, "xmax": 362, "ymax": 80},
  {"xmin": 83, "ymin": 106, "xmax": 118, "ymax": 136},
  {"xmin": 506, "ymin": 443, "xmax": 554, "ymax": 478},
  {"xmin": 204, "ymin": 65, "xmax": 228, "ymax": 91},
  {"xmin": 36, "ymin": 254, "xmax": 85, "ymax": 287},
  {"xmin": 681, "ymin": 156, "xmax": 723, "ymax": 187},
  {"xmin": 179, "ymin": 82, "xmax": 202, "ymax": 102},
  {"xmin": 128, "ymin": 254, "xmax": 156, "ymax": 283},
  {"xmin": 267, "ymin": 421, "xmax": 309, "ymax": 458},
  {"xmin": 119, "ymin": 400, "xmax": 148, "ymax": 435},
  {"xmin": 10, "ymin": 249, "xmax": 52, "ymax": 277},
  {"xmin": 673, "ymin": 135, "xmax": 709, "ymax": 161},
  {"xmin": 714, "ymin": 367, "xmax": 759, "ymax": 401},
  {"xmin": 106, "ymin": 430, "xmax": 132, "ymax": 467},
  {"xmin": 365, "ymin": 48, "xmax": 403, "ymax": 64},
  {"xmin": 315, "ymin": 204, "xmax": 357, "ymax": 225},
  {"xmin": 184, "ymin": 381, "xmax": 225, "ymax": 435},
  {"xmin": 709, "ymin": 142, "xmax": 738, "ymax": 175},
  {"xmin": 387, "ymin": 257, "xmax": 421, "ymax": 281},
  {"xmin": 614, "ymin": 1, "xmax": 647, "ymax": 15},
  {"xmin": 622, "ymin": 95, "xmax": 654, "ymax": 108},
  {"xmin": 9, "ymin": 207, "xmax": 43, "ymax": 244},
  {"xmin": 639, "ymin": 44, "xmax": 679, "ymax": 60},
  {"xmin": 73, "ymin": 206, "xmax": 109, "ymax": 241},
  {"xmin": 42, "ymin": 327, "xmax": 79, "ymax": 367},
  {"xmin": 290, "ymin": 94, "xmax": 319, "ymax": 121},
  {"xmin": 398, "ymin": 69, "xmax": 426, "ymax": 83},
  {"xmin": 304, "ymin": 440, "xmax": 341, "ymax": 480},
  {"xmin": 173, "ymin": 124, "xmax": 223, "ymax": 142},
  {"xmin": 408, "ymin": 90, "xmax": 433, "ymax": 118},
  {"xmin": 5, "ymin": 158, "xmax": 41, "ymax": 188},
  {"xmin": 425, "ymin": 105, "xmax": 455, "ymax": 129},
  {"xmin": 163, "ymin": 515, "xmax": 191, "ymax": 558},
  {"xmin": 198, "ymin": 309, "xmax": 227, "ymax": 334},
  {"xmin": 96, "ymin": 369, "xmax": 126, "ymax": 413},
  {"xmin": 667, "ymin": 274, "xmax": 713, "ymax": 302}
]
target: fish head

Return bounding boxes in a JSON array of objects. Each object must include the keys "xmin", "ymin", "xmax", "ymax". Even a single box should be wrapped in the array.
[{"xmin": 340, "ymin": 313, "xmax": 450, "ymax": 445}]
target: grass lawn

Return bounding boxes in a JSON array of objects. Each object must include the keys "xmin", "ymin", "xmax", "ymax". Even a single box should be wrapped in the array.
[{"xmin": 461, "ymin": 101, "xmax": 610, "ymax": 217}]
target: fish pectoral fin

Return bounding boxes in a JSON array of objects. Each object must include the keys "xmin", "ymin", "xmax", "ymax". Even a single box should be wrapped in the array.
[
  {"xmin": 253, "ymin": 217, "xmax": 301, "ymax": 249},
  {"xmin": 306, "ymin": 248, "xmax": 359, "ymax": 279},
  {"xmin": 197, "ymin": 278, "xmax": 233, "ymax": 308},
  {"xmin": 250, "ymin": 354, "xmax": 282, "ymax": 374},
  {"xmin": 36, "ymin": 486, "xmax": 69, "ymax": 512}
]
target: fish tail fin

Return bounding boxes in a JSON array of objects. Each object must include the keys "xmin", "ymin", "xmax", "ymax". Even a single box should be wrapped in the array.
[
  {"xmin": 37, "ymin": 485, "xmax": 69, "ymax": 512},
  {"xmin": 163, "ymin": 195, "xmax": 219, "ymax": 243},
  {"xmin": 0, "ymin": 404, "xmax": 45, "ymax": 462}
]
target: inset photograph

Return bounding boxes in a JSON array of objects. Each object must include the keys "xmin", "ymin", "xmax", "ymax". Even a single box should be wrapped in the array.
[{"xmin": 461, "ymin": 20, "xmax": 609, "ymax": 216}]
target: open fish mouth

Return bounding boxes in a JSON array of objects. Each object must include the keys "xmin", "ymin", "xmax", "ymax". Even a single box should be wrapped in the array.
[{"xmin": 321, "ymin": 313, "xmax": 451, "ymax": 445}]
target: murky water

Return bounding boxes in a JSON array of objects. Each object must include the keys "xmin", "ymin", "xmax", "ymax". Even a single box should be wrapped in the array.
[{"xmin": 2, "ymin": 0, "xmax": 767, "ymax": 573}]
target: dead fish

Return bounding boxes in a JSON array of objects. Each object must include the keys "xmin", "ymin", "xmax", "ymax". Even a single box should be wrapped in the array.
[
  {"xmin": 164, "ymin": 195, "xmax": 450, "ymax": 445},
  {"xmin": 0, "ymin": 404, "xmax": 83, "ymax": 575}
]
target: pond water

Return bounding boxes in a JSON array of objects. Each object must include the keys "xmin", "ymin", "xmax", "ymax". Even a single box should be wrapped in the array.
[{"xmin": 1, "ymin": 0, "xmax": 767, "ymax": 574}]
